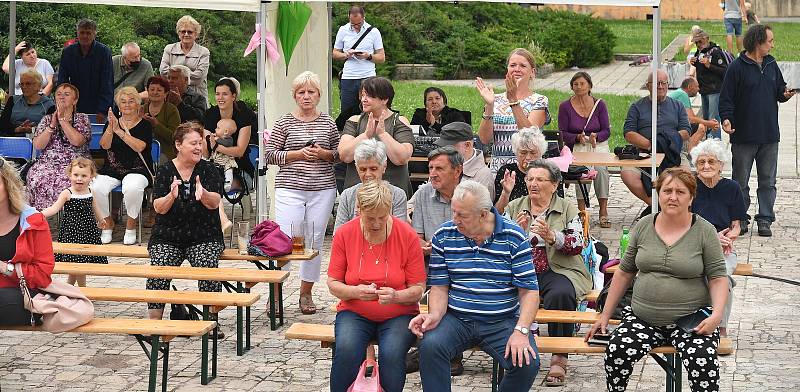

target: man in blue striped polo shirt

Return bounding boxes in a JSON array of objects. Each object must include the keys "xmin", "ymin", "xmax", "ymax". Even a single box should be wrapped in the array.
[{"xmin": 409, "ymin": 180, "xmax": 540, "ymax": 391}]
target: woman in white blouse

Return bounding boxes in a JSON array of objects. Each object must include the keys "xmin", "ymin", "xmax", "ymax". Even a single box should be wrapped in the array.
[{"xmin": 159, "ymin": 15, "xmax": 210, "ymax": 107}]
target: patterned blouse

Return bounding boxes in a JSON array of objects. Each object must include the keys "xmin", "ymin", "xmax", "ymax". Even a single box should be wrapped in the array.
[
  {"xmin": 525, "ymin": 212, "xmax": 583, "ymax": 274},
  {"xmin": 490, "ymin": 92, "xmax": 550, "ymax": 172}
]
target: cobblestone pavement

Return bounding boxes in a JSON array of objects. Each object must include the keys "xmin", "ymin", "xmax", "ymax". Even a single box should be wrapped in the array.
[{"xmin": 1, "ymin": 171, "xmax": 798, "ymax": 392}]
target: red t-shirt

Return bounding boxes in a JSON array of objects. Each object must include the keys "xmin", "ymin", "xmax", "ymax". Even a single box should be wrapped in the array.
[{"xmin": 328, "ymin": 216, "xmax": 426, "ymax": 322}]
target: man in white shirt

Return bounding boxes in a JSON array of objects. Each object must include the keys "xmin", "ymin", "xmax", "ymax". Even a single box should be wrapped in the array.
[{"xmin": 332, "ymin": 5, "xmax": 386, "ymax": 113}]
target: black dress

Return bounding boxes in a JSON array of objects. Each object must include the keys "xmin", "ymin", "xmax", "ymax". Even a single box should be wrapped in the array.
[{"xmin": 55, "ymin": 190, "xmax": 107, "ymax": 264}]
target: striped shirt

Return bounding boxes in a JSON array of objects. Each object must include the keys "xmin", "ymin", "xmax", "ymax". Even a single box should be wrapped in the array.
[
  {"xmin": 428, "ymin": 208, "xmax": 538, "ymax": 322},
  {"xmin": 490, "ymin": 93, "xmax": 550, "ymax": 172},
  {"xmin": 264, "ymin": 113, "xmax": 340, "ymax": 191}
]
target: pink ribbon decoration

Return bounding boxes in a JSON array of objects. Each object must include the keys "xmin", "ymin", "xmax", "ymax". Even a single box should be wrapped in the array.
[{"xmin": 244, "ymin": 24, "xmax": 280, "ymax": 65}]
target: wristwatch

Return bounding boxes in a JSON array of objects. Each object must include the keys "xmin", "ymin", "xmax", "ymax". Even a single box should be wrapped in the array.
[
  {"xmin": 2, "ymin": 262, "xmax": 14, "ymax": 276},
  {"xmin": 514, "ymin": 325, "xmax": 530, "ymax": 336}
]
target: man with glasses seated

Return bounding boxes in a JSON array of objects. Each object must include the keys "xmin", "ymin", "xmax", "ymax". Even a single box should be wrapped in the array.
[{"xmin": 621, "ymin": 70, "xmax": 690, "ymax": 216}]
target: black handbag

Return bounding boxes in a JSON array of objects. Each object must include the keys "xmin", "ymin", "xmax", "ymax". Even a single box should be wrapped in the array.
[
  {"xmin": 562, "ymin": 165, "xmax": 589, "ymax": 181},
  {"xmin": 168, "ymin": 285, "xmax": 199, "ymax": 321},
  {"xmin": 19, "ymin": 158, "xmax": 36, "ymax": 184}
]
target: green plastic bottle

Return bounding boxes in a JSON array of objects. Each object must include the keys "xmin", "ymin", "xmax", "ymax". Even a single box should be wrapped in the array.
[{"xmin": 619, "ymin": 228, "xmax": 630, "ymax": 257}]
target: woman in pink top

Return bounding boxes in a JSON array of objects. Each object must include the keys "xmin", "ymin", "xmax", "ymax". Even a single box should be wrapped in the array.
[
  {"xmin": 327, "ymin": 180, "xmax": 426, "ymax": 392},
  {"xmin": 558, "ymin": 72, "xmax": 611, "ymax": 227}
]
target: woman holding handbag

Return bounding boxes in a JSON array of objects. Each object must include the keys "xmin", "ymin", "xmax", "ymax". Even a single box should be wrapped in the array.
[
  {"xmin": 327, "ymin": 181, "xmax": 425, "ymax": 392},
  {"xmin": 0, "ymin": 157, "xmax": 55, "ymax": 326},
  {"xmin": 92, "ymin": 87, "xmax": 154, "ymax": 245},
  {"xmin": 558, "ymin": 72, "xmax": 612, "ymax": 227}
]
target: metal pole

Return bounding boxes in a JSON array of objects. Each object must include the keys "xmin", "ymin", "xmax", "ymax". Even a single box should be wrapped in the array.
[
  {"xmin": 327, "ymin": 2, "xmax": 333, "ymax": 116},
  {"xmin": 8, "ymin": 1, "xmax": 16, "ymax": 95},
  {"xmin": 256, "ymin": 1, "xmax": 269, "ymax": 221},
  {"xmin": 650, "ymin": 6, "xmax": 660, "ymax": 212}
]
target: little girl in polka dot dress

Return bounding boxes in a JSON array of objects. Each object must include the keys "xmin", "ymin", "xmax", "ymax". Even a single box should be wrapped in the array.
[{"xmin": 42, "ymin": 157, "xmax": 108, "ymax": 286}]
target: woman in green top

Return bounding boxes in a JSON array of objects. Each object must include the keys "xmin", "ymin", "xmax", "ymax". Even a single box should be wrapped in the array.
[
  {"xmin": 587, "ymin": 167, "xmax": 729, "ymax": 392},
  {"xmin": 143, "ymin": 76, "xmax": 181, "ymax": 159},
  {"xmin": 505, "ymin": 159, "xmax": 591, "ymax": 387}
]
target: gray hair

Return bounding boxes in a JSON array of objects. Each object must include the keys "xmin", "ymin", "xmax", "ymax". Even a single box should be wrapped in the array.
[
  {"xmin": 428, "ymin": 145, "xmax": 464, "ymax": 169},
  {"xmin": 453, "ymin": 180, "xmax": 493, "ymax": 213},
  {"xmin": 525, "ymin": 159, "xmax": 562, "ymax": 184},
  {"xmin": 511, "ymin": 126, "xmax": 548, "ymax": 157},
  {"xmin": 120, "ymin": 42, "xmax": 140, "ymax": 57},
  {"xmin": 76, "ymin": 18, "xmax": 97, "ymax": 31},
  {"xmin": 19, "ymin": 69, "xmax": 43, "ymax": 88},
  {"xmin": 690, "ymin": 139, "xmax": 730, "ymax": 168},
  {"xmin": 291, "ymin": 71, "xmax": 322, "ymax": 98},
  {"xmin": 169, "ymin": 64, "xmax": 191, "ymax": 83},
  {"xmin": 354, "ymin": 139, "xmax": 387, "ymax": 167}
]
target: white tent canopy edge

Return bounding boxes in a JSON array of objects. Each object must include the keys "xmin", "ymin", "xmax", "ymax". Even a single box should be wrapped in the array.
[{"xmin": 7, "ymin": 0, "xmax": 662, "ymax": 217}]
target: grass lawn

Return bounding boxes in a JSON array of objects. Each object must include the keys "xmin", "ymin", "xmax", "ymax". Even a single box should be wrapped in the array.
[
  {"xmin": 603, "ymin": 19, "xmax": 800, "ymax": 61},
  {"xmin": 236, "ymin": 81, "xmax": 639, "ymax": 149}
]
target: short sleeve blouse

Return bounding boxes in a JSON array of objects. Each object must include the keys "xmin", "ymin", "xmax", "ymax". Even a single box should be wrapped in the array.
[{"xmin": 490, "ymin": 93, "xmax": 550, "ymax": 171}]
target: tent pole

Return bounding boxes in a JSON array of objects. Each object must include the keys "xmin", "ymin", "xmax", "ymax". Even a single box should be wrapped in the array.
[
  {"xmin": 327, "ymin": 1, "xmax": 333, "ymax": 116},
  {"xmin": 257, "ymin": 1, "xmax": 269, "ymax": 221},
  {"xmin": 8, "ymin": 1, "xmax": 16, "ymax": 95},
  {"xmin": 650, "ymin": 5, "xmax": 660, "ymax": 213}
]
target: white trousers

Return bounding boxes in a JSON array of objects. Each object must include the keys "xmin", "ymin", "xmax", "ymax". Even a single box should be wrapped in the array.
[
  {"xmin": 274, "ymin": 187, "xmax": 336, "ymax": 283},
  {"xmin": 92, "ymin": 173, "xmax": 149, "ymax": 219}
]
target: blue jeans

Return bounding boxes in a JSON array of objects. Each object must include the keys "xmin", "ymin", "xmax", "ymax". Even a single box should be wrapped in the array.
[
  {"xmin": 724, "ymin": 17, "xmax": 743, "ymax": 36},
  {"xmin": 339, "ymin": 78, "xmax": 365, "ymax": 114},
  {"xmin": 418, "ymin": 313, "xmax": 539, "ymax": 392},
  {"xmin": 701, "ymin": 93, "xmax": 722, "ymax": 139},
  {"xmin": 731, "ymin": 142, "xmax": 778, "ymax": 223},
  {"xmin": 330, "ymin": 311, "xmax": 416, "ymax": 392}
]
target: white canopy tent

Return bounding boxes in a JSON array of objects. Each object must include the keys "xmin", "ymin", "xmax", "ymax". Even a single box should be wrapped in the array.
[{"xmin": 7, "ymin": 0, "xmax": 663, "ymax": 219}]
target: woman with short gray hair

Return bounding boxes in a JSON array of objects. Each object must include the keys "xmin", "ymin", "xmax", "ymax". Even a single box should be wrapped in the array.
[
  {"xmin": 690, "ymin": 139, "xmax": 746, "ymax": 337},
  {"xmin": 494, "ymin": 126, "xmax": 548, "ymax": 213},
  {"xmin": 335, "ymin": 139, "xmax": 407, "ymax": 231},
  {"xmin": 159, "ymin": 15, "xmax": 210, "ymax": 102},
  {"xmin": 504, "ymin": 159, "xmax": 590, "ymax": 387}
]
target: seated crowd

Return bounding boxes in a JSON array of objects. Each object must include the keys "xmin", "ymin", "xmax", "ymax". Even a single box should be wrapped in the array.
[{"xmin": 0, "ymin": 13, "xmax": 793, "ymax": 392}]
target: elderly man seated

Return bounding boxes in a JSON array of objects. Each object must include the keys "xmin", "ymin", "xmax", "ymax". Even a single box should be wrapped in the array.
[
  {"xmin": 112, "ymin": 42, "xmax": 154, "ymax": 98},
  {"xmin": 668, "ymin": 77, "xmax": 720, "ymax": 151},
  {"xmin": 433, "ymin": 122, "xmax": 494, "ymax": 199},
  {"xmin": 621, "ymin": 69, "xmax": 690, "ymax": 212},
  {"xmin": 409, "ymin": 180, "xmax": 540, "ymax": 392},
  {"xmin": 166, "ymin": 64, "xmax": 206, "ymax": 123},
  {"xmin": 334, "ymin": 139, "xmax": 408, "ymax": 231}
]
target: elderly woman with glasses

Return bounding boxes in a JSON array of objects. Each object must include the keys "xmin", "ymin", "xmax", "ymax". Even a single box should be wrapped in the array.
[
  {"xmin": 159, "ymin": 15, "xmax": 210, "ymax": 105},
  {"xmin": 327, "ymin": 180, "xmax": 426, "ymax": 392},
  {"xmin": 494, "ymin": 126, "xmax": 548, "ymax": 213},
  {"xmin": 504, "ymin": 159, "xmax": 591, "ymax": 387},
  {"xmin": 690, "ymin": 139, "xmax": 746, "ymax": 338},
  {"xmin": 0, "ymin": 69, "xmax": 54, "ymax": 138}
]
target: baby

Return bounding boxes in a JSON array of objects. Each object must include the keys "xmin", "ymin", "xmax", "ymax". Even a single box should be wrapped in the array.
[{"xmin": 206, "ymin": 118, "xmax": 238, "ymax": 191}]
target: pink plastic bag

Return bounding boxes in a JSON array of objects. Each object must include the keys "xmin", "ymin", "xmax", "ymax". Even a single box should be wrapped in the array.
[
  {"xmin": 347, "ymin": 361, "xmax": 384, "ymax": 392},
  {"xmin": 249, "ymin": 220, "xmax": 292, "ymax": 257}
]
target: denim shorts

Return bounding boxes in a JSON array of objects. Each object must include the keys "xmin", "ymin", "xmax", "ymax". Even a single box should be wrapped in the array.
[{"xmin": 724, "ymin": 17, "xmax": 743, "ymax": 36}]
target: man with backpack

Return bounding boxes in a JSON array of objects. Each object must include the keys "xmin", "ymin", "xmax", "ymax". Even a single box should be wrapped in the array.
[{"xmin": 690, "ymin": 29, "xmax": 729, "ymax": 139}]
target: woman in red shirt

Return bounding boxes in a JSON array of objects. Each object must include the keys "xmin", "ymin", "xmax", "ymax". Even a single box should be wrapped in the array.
[
  {"xmin": 327, "ymin": 180, "xmax": 425, "ymax": 392},
  {"xmin": 0, "ymin": 157, "xmax": 55, "ymax": 326}
]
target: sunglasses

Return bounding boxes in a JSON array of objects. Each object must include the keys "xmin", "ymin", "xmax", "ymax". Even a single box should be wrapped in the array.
[{"xmin": 179, "ymin": 30, "xmax": 195, "ymax": 35}]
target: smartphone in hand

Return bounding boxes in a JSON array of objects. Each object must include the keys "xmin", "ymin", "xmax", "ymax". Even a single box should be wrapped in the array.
[{"xmin": 587, "ymin": 333, "xmax": 612, "ymax": 346}]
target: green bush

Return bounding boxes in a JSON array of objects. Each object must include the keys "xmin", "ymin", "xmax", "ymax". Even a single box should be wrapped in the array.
[{"xmin": 331, "ymin": 3, "xmax": 615, "ymax": 78}]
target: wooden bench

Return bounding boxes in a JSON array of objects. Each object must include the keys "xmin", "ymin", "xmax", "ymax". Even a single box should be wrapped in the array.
[
  {"xmin": 606, "ymin": 263, "xmax": 753, "ymax": 276},
  {"xmin": 286, "ymin": 322, "xmax": 733, "ymax": 392},
  {"xmin": 53, "ymin": 262, "xmax": 287, "ymax": 355},
  {"xmin": 3, "ymin": 318, "xmax": 216, "ymax": 392}
]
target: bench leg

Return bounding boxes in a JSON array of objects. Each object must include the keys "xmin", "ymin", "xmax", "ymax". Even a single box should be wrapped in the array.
[
  {"xmin": 200, "ymin": 306, "xmax": 218, "ymax": 385},
  {"xmin": 148, "ymin": 335, "xmax": 160, "ymax": 392},
  {"xmin": 651, "ymin": 353, "xmax": 682, "ymax": 392},
  {"xmin": 161, "ymin": 342, "xmax": 170, "ymax": 392},
  {"xmin": 245, "ymin": 288, "xmax": 252, "ymax": 350},
  {"xmin": 278, "ymin": 282, "xmax": 284, "ymax": 326}
]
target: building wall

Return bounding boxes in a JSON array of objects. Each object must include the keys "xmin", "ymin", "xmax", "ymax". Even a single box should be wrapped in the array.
[{"xmin": 543, "ymin": 0, "xmax": 799, "ymax": 20}]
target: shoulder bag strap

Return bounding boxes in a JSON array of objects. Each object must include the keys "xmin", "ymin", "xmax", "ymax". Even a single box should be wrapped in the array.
[
  {"xmin": 582, "ymin": 98, "xmax": 603, "ymax": 133},
  {"xmin": 349, "ymin": 26, "xmax": 375, "ymax": 50},
  {"xmin": 119, "ymin": 120, "xmax": 155, "ymax": 180}
]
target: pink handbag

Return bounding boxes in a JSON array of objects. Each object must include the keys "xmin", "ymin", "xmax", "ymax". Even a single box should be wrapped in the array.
[
  {"xmin": 347, "ymin": 361, "xmax": 384, "ymax": 392},
  {"xmin": 249, "ymin": 220, "xmax": 292, "ymax": 257},
  {"xmin": 15, "ymin": 264, "xmax": 95, "ymax": 333}
]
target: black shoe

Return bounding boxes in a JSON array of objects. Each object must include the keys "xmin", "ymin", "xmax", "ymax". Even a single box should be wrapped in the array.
[
  {"xmin": 740, "ymin": 223, "xmax": 748, "ymax": 236},
  {"xmin": 405, "ymin": 349, "xmax": 420, "ymax": 374},
  {"xmin": 450, "ymin": 352, "xmax": 465, "ymax": 376},
  {"xmin": 757, "ymin": 221, "xmax": 772, "ymax": 237}
]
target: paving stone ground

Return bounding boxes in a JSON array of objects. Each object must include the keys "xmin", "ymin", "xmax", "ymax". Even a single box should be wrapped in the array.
[{"xmin": 3, "ymin": 59, "xmax": 799, "ymax": 392}]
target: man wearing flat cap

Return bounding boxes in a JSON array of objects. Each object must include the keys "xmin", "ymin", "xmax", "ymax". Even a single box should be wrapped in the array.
[
  {"xmin": 690, "ymin": 29, "xmax": 728, "ymax": 139},
  {"xmin": 434, "ymin": 122, "xmax": 494, "ymax": 200}
]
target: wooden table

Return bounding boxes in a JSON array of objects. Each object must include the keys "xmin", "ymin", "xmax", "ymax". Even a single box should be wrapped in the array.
[{"xmin": 572, "ymin": 152, "xmax": 664, "ymax": 168}]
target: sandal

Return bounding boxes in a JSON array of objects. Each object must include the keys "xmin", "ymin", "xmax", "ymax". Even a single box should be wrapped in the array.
[
  {"xmin": 299, "ymin": 294, "xmax": 317, "ymax": 315},
  {"xmin": 545, "ymin": 354, "xmax": 568, "ymax": 387},
  {"xmin": 599, "ymin": 215, "xmax": 611, "ymax": 228}
]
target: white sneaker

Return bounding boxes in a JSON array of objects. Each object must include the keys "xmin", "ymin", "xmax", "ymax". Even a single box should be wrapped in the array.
[
  {"xmin": 123, "ymin": 229, "xmax": 137, "ymax": 245},
  {"xmin": 101, "ymin": 229, "xmax": 113, "ymax": 244}
]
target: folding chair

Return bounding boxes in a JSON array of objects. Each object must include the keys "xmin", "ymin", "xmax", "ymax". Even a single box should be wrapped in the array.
[
  {"xmin": 228, "ymin": 144, "xmax": 259, "ymax": 246},
  {"xmin": 0, "ymin": 136, "xmax": 34, "ymax": 162}
]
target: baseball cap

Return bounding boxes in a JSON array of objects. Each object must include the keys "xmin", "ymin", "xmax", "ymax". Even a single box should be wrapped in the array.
[{"xmin": 434, "ymin": 122, "xmax": 474, "ymax": 146}]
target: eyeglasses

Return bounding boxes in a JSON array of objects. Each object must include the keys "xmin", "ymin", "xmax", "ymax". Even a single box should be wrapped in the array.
[
  {"xmin": 517, "ymin": 149, "xmax": 540, "ymax": 158},
  {"xmin": 695, "ymin": 158, "xmax": 720, "ymax": 167},
  {"xmin": 179, "ymin": 30, "xmax": 195, "ymax": 35},
  {"xmin": 648, "ymin": 81, "xmax": 669, "ymax": 87}
]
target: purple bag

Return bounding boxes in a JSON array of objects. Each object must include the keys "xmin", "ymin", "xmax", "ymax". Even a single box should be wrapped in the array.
[{"xmin": 249, "ymin": 220, "xmax": 292, "ymax": 257}]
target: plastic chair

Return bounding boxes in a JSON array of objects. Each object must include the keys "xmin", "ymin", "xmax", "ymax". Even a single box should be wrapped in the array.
[
  {"xmin": 228, "ymin": 144, "xmax": 259, "ymax": 246},
  {"xmin": 0, "ymin": 136, "xmax": 34, "ymax": 161}
]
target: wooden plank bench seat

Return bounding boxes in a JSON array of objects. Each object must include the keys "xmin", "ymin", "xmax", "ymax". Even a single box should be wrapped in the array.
[
  {"xmin": 606, "ymin": 263, "xmax": 753, "ymax": 276},
  {"xmin": 3, "ymin": 318, "xmax": 216, "ymax": 392},
  {"xmin": 54, "ymin": 262, "xmax": 287, "ymax": 355},
  {"xmin": 285, "ymin": 322, "xmax": 733, "ymax": 392}
]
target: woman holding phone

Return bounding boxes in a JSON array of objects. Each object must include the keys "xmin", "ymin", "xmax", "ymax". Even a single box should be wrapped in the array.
[
  {"xmin": 586, "ymin": 167, "xmax": 729, "ymax": 392},
  {"xmin": 264, "ymin": 71, "xmax": 340, "ymax": 314}
]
